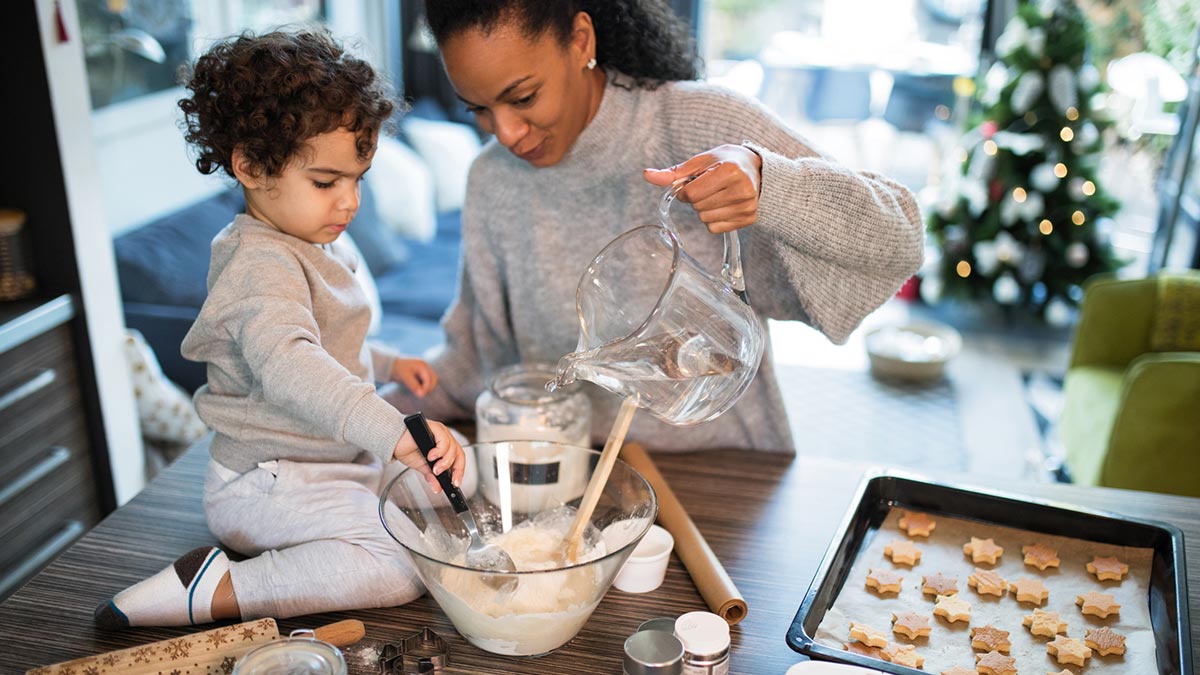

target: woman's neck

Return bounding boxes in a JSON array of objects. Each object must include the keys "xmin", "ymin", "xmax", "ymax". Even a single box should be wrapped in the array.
[{"xmin": 582, "ymin": 66, "xmax": 608, "ymax": 129}]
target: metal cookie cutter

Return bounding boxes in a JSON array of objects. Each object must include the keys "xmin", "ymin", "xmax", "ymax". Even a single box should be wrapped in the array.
[{"xmin": 378, "ymin": 627, "xmax": 450, "ymax": 674}]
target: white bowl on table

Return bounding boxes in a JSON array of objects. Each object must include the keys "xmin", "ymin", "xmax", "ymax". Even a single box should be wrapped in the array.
[{"xmin": 864, "ymin": 321, "xmax": 961, "ymax": 382}]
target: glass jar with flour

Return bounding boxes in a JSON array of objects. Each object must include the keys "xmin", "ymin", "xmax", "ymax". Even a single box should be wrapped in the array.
[{"xmin": 475, "ymin": 363, "xmax": 592, "ymax": 514}]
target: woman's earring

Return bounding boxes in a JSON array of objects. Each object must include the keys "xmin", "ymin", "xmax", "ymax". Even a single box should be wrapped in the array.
[{"xmin": 587, "ymin": 57, "xmax": 597, "ymax": 70}]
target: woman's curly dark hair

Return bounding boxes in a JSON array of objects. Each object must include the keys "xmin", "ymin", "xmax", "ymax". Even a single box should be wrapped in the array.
[
  {"xmin": 424, "ymin": 0, "xmax": 699, "ymax": 88},
  {"xmin": 178, "ymin": 29, "xmax": 395, "ymax": 179}
]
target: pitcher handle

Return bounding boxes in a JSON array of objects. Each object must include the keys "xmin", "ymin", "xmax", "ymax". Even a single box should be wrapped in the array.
[{"xmin": 659, "ymin": 176, "xmax": 750, "ymax": 304}]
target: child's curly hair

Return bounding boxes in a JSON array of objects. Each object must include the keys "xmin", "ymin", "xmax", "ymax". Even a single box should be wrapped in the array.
[{"xmin": 178, "ymin": 29, "xmax": 394, "ymax": 179}]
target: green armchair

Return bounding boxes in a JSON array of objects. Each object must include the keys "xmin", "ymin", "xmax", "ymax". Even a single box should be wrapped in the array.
[{"xmin": 1059, "ymin": 272, "xmax": 1200, "ymax": 497}]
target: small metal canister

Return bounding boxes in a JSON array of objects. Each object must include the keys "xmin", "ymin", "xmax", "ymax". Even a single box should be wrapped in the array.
[
  {"xmin": 0, "ymin": 209, "xmax": 35, "ymax": 301},
  {"xmin": 233, "ymin": 630, "xmax": 347, "ymax": 675},
  {"xmin": 624, "ymin": 629, "xmax": 684, "ymax": 675}
]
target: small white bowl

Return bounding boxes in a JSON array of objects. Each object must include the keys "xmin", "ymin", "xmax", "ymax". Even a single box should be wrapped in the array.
[
  {"xmin": 613, "ymin": 524, "xmax": 674, "ymax": 593},
  {"xmin": 865, "ymin": 321, "xmax": 961, "ymax": 382}
]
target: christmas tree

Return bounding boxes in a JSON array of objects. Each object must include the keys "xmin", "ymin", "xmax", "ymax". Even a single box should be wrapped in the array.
[{"xmin": 926, "ymin": 0, "xmax": 1123, "ymax": 326}]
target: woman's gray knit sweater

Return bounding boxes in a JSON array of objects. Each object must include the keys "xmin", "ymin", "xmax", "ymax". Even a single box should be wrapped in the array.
[{"xmin": 389, "ymin": 74, "xmax": 924, "ymax": 453}]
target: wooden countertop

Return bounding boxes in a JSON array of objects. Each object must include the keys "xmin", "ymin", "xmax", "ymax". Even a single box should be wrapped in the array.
[{"xmin": 1, "ymin": 444, "xmax": 1196, "ymax": 674}]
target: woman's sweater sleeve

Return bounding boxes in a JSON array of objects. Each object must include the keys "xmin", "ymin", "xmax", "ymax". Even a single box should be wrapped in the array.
[
  {"xmin": 662, "ymin": 85, "xmax": 925, "ymax": 344},
  {"xmin": 195, "ymin": 246, "xmax": 405, "ymax": 463}
]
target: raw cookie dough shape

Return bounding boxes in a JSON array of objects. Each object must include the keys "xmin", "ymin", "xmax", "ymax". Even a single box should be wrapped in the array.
[
  {"xmin": 866, "ymin": 567, "xmax": 904, "ymax": 595},
  {"xmin": 1009, "ymin": 576, "xmax": 1049, "ymax": 605},
  {"xmin": 967, "ymin": 567, "xmax": 1007, "ymax": 597},
  {"xmin": 970, "ymin": 624, "xmax": 1011, "ymax": 653},
  {"xmin": 1022, "ymin": 543, "xmax": 1060, "ymax": 570},
  {"xmin": 963, "ymin": 537, "xmax": 1004, "ymax": 564},
  {"xmin": 899, "ymin": 510, "xmax": 937, "ymax": 537},
  {"xmin": 934, "ymin": 594, "xmax": 972, "ymax": 623},
  {"xmin": 892, "ymin": 610, "xmax": 932, "ymax": 640},
  {"xmin": 1085, "ymin": 625, "xmax": 1127, "ymax": 656},
  {"xmin": 975, "ymin": 650, "xmax": 1017, "ymax": 675},
  {"xmin": 922, "ymin": 572, "xmax": 958, "ymax": 596},
  {"xmin": 885, "ymin": 539, "xmax": 923, "ymax": 566},
  {"xmin": 1087, "ymin": 555, "xmax": 1129, "ymax": 581},
  {"xmin": 1047, "ymin": 635, "xmax": 1093, "ymax": 667},
  {"xmin": 881, "ymin": 642, "xmax": 924, "ymax": 669},
  {"xmin": 1076, "ymin": 590, "xmax": 1121, "ymax": 618},
  {"xmin": 1023, "ymin": 609, "xmax": 1068, "ymax": 637},
  {"xmin": 849, "ymin": 621, "xmax": 889, "ymax": 648}
]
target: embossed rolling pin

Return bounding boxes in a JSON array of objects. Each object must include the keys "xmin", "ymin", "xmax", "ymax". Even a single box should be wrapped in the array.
[
  {"xmin": 619, "ymin": 442, "xmax": 748, "ymax": 624},
  {"xmin": 27, "ymin": 618, "xmax": 364, "ymax": 675}
]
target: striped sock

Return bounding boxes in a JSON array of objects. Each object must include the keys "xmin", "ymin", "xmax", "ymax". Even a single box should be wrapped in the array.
[{"xmin": 94, "ymin": 546, "xmax": 230, "ymax": 629}]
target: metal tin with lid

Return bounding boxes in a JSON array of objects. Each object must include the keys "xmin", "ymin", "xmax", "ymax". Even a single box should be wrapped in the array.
[
  {"xmin": 623, "ymin": 629, "xmax": 684, "ymax": 675},
  {"xmin": 674, "ymin": 611, "xmax": 730, "ymax": 675},
  {"xmin": 233, "ymin": 630, "xmax": 347, "ymax": 675}
]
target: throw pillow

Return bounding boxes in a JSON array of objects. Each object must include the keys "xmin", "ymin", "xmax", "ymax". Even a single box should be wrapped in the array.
[
  {"xmin": 124, "ymin": 329, "xmax": 209, "ymax": 445},
  {"xmin": 365, "ymin": 135, "xmax": 438, "ymax": 243},
  {"xmin": 1149, "ymin": 273, "xmax": 1200, "ymax": 352},
  {"xmin": 402, "ymin": 117, "xmax": 482, "ymax": 213},
  {"xmin": 338, "ymin": 233, "xmax": 384, "ymax": 336},
  {"xmin": 349, "ymin": 178, "xmax": 409, "ymax": 275}
]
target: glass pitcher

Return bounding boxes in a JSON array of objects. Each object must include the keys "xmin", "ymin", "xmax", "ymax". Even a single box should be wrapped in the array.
[{"xmin": 552, "ymin": 178, "xmax": 765, "ymax": 426}]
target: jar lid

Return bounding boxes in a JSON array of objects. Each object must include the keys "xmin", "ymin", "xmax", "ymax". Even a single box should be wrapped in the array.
[
  {"xmin": 233, "ymin": 637, "xmax": 347, "ymax": 674},
  {"xmin": 0, "ymin": 209, "xmax": 26, "ymax": 236},
  {"xmin": 674, "ymin": 611, "xmax": 730, "ymax": 656},
  {"xmin": 623, "ymin": 630, "xmax": 683, "ymax": 675}
]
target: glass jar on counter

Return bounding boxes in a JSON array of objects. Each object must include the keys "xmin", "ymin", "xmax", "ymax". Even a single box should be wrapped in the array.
[
  {"xmin": 475, "ymin": 363, "xmax": 592, "ymax": 513},
  {"xmin": 233, "ymin": 630, "xmax": 347, "ymax": 675}
]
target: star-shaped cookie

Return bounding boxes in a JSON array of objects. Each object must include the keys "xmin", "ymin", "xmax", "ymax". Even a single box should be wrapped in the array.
[
  {"xmin": 843, "ymin": 641, "xmax": 884, "ymax": 659},
  {"xmin": 881, "ymin": 642, "xmax": 924, "ymax": 668},
  {"xmin": 899, "ymin": 510, "xmax": 937, "ymax": 537},
  {"xmin": 922, "ymin": 572, "xmax": 958, "ymax": 596},
  {"xmin": 885, "ymin": 539, "xmax": 922, "ymax": 566},
  {"xmin": 975, "ymin": 649, "xmax": 1017, "ymax": 675},
  {"xmin": 940, "ymin": 667, "xmax": 979, "ymax": 675},
  {"xmin": 892, "ymin": 610, "xmax": 932, "ymax": 640},
  {"xmin": 849, "ymin": 621, "xmax": 889, "ymax": 648},
  {"xmin": 1023, "ymin": 609, "xmax": 1068, "ymax": 637},
  {"xmin": 970, "ymin": 624, "xmax": 1011, "ymax": 653},
  {"xmin": 1009, "ymin": 576, "xmax": 1049, "ymax": 605},
  {"xmin": 1047, "ymin": 635, "xmax": 1093, "ymax": 667},
  {"xmin": 1085, "ymin": 625, "xmax": 1126, "ymax": 656},
  {"xmin": 934, "ymin": 594, "xmax": 972, "ymax": 623},
  {"xmin": 1022, "ymin": 543, "xmax": 1060, "ymax": 570},
  {"xmin": 866, "ymin": 567, "xmax": 904, "ymax": 594},
  {"xmin": 968, "ymin": 567, "xmax": 1007, "ymax": 596},
  {"xmin": 963, "ymin": 537, "xmax": 1004, "ymax": 564},
  {"xmin": 1087, "ymin": 555, "xmax": 1129, "ymax": 581},
  {"xmin": 1077, "ymin": 590, "xmax": 1121, "ymax": 618}
]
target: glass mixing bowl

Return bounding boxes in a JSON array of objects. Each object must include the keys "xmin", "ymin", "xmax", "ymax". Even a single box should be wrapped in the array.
[{"xmin": 379, "ymin": 441, "xmax": 658, "ymax": 656}]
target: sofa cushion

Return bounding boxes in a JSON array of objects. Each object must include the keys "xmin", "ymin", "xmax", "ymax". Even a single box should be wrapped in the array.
[
  {"xmin": 1149, "ymin": 273, "xmax": 1200, "ymax": 353},
  {"xmin": 344, "ymin": 178, "xmax": 409, "ymax": 276},
  {"xmin": 401, "ymin": 117, "xmax": 481, "ymax": 213},
  {"xmin": 365, "ymin": 135, "xmax": 437, "ymax": 243},
  {"xmin": 114, "ymin": 188, "xmax": 242, "ymax": 309},
  {"xmin": 373, "ymin": 211, "xmax": 463, "ymax": 320}
]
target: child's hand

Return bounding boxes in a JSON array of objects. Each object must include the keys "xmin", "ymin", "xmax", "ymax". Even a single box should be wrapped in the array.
[
  {"xmin": 393, "ymin": 419, "xmax": 466, "ymax": 493},
  {"xmin": 392, "ymin": 358, "xmax": 438, "ymax": 397}
]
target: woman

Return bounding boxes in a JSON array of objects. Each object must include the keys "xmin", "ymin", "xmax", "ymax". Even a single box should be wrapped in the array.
[{"xmin": 390, "ymin": 0, "xmax": 924, "ymax": 452}]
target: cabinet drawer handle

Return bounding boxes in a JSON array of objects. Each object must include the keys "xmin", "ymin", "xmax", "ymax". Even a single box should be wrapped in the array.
[
  {"xmin": 0, "ymin": 520, "xmax": 86, "ymax": 599},
  {"xmin": 0, "ymin": 369, "xmax": 57, "ymax": 414},
  {"xmin": 0, "ymin": 446, "xmax": 72, "ymax": 508}
]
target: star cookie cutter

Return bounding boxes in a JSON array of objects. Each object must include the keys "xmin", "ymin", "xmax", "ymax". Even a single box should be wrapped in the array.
[{"xmin": 379, "ymin": 627, "xmax": 450, "ymax": 674}]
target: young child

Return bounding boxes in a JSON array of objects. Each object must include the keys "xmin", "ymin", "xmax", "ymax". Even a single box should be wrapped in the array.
[{"xmin": 95, "ymin": 29, "xmax": 466, "ymax": 628}]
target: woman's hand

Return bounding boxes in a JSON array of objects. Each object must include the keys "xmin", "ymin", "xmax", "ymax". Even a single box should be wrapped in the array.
[
  {"xmin": 643, "ymin": 144, "xmax": 764, "ymax": 233},
  {"xmin": 392, "ymin": 418, "xmax": 466, "ymax": 492},
  {"xmin": 392, "ymin": 357, "xmax": 438, "ymax": 397}
]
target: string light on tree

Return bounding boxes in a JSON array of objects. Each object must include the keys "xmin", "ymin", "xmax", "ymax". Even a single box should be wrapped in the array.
[{"xmin": 925, "ymin": 0, "xmax": 1121, "ymax": 324}]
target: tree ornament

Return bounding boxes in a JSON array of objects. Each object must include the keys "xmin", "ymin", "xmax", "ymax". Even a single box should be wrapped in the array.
[
  {"xmin": 961, "ymin": 178, "xmax": 989, "ymax": 217},
  {"xmin": 973, "ymin": 240, "xmax": 1000, "ymax": 275},
  {"xmin": 994, "ymin": 231, "xmax": 1025, "ymax": 265},
  {"xmin": 980, "ymin": 120, "xmax": 999, "ymax": 139},
  {"xmin": 1031, "ymin": 163, "xmax": 1061, "ymax": 192},
  {"xmin": 1045, "ymin": 297, "xmax": 1073, "ymax": 327},
  {"xmin": 1067, "ymin": 177, "xmax": 1087, "ymax": 201},
  {"xmin": 1079, "ymin": 64, "xmax": 1101, "ymax": 92},
  {"xmin": 982, "ymin": 63, "xmax": 1010, "ymax": 106},
  {"xmin": 995, "ymin": 131, "xmax": 1045, "ymax": 156},
  {"xmin": 1011, "ymin": 71, "xmax": 1045, "ymax": 114},
  {"xmin": 1048, "ymin": 65, "xmax": 1078, "ymax": 114},
  {"xmin": 993, "ymin": 274, "xmax": 1021, "ymax": 304},
  {"xmin": 1018, "ymin": 248, "xmax": 1046, "ymax": 283},
  {"xmin": 1066, "ymin": 242, "xmax": 1089, "ymax": 267},
  {"xmin": 1073, "ymin": 122, "xmax": 1099, "ymax": 150},
  {"xmin": 920, "ymin": 274, "xmax": 943, "ymax": 304}
]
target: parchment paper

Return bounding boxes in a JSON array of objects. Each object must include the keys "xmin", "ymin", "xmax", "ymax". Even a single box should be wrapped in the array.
[{"xmin": 815, "ymin": 507, "xmax": 1156, "ymax": 673}]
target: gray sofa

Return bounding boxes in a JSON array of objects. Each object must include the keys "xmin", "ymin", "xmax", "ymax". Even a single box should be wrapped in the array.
[{"xmin": 113, "ymin": 179, "xmax": 461, "ymax": 393}]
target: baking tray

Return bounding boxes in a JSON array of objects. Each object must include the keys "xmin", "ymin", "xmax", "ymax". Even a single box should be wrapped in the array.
[{"xmin": 786, "ymin": 471, "xmax": 1193, "ymax": 675}]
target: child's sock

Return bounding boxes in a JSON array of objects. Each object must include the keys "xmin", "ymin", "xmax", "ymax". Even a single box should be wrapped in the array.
[{"xmin": 94, "ymin": 546, "xmax": 230, "ymax": 629}]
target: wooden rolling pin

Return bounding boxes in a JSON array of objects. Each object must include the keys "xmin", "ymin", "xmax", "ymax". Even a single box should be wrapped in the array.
[{"xmin": 27, "ymin": 618, "xmax": 364, "ymax": 675}]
